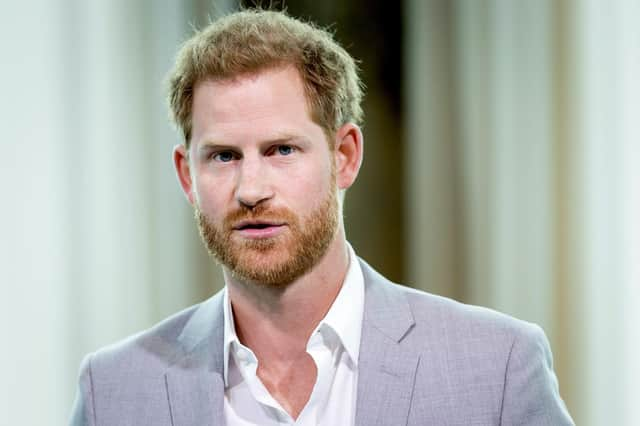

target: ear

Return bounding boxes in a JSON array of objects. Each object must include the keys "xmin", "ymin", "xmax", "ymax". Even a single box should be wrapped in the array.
[
  {"xmin": 333, "ymin": 123, "xmax": 364, "ymax": 190},
  {"xmin": 173, "ymin": 144, "xmax": 196, "ymax": 205}
]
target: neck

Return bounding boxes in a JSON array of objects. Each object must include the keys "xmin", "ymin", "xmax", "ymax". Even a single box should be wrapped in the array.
[{"xmin": 224, "ymin": 227, "xmax": 350, "ymax": 361}]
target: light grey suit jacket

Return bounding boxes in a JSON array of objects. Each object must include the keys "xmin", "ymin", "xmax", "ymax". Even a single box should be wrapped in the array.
[{"xmin": 70, "ymin": 259, "xmax": 574, "ymax": 425}]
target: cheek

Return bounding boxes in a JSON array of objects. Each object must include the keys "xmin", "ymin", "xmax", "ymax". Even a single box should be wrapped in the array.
[
  {"xmin": 283, "ymin": 163, "xmax": 333, "ymax": 205},
  {"xmin": 192, "ymin": 174, "xmax": 232, "ymax": 214}
]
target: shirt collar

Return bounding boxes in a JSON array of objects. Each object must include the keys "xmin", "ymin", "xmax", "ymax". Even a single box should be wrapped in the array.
[
  {"xmin": 222, "ymin": 285, "xmax": 239, "ymax": 386},
  {"xmin": 222, "ymin": 242, "xmax": 365, "ymax": 386},
  {"xmin": 315, "ymin": 243, "xmax": 364, "ymax": 365}
]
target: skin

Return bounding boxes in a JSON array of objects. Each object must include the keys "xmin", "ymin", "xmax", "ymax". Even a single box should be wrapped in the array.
[{"xmin": 173, "ymin": 65, "xmax": 363, "ymax": 419}]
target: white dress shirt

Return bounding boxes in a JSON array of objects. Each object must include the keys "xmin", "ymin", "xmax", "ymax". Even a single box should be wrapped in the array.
[{"xmin": 222, "ymin": 243, "xmax": 365, "ymax": 425}]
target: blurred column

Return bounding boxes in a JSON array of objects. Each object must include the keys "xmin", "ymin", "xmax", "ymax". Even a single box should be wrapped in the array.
[
  {"xmin": 455, "ymin": 0, "xmax": 556, "ymax": 333},
  {"xmin": 405, "ymin": 0, "xmax": 556, "ymax": 324},
  {"xmin": 404, "ymin": 0, "xmax": 463, "ymax": 299},
  {"xmin": 0, "ymin": 2, "xmax": 72, "ymax": 424},
  {"xmin": 570, "ymin": 0, "xmax": 640, "ymax": 423}
]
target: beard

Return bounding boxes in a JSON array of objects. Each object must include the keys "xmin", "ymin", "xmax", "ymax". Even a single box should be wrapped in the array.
[{"xmin": 194, "ymin": 184, "xmax": 339, "ymax": 288}]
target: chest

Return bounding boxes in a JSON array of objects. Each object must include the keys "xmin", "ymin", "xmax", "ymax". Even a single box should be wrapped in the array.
[{"xmin": 224, "ymin": 346, "xmax": 358, "ymax": 425}]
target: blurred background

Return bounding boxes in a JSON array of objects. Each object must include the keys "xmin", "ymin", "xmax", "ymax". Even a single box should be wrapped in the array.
[{"xmin": 0, "ymin": 0, "xmax": 638, "ymax": 424}]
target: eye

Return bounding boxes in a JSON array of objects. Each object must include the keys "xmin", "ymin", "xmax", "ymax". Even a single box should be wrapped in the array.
[
  {"xmin": 213, "ymin": 151, "xmax": 236, "ymax": 162},
  {"xmin": 276, "ymin": 145, "xmax": 295, "ymax": 156}
]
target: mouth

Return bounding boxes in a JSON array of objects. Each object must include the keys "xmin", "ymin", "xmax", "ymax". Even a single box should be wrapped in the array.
[
  {"xmin": 232, "ymin": 220, "xmax": 287, "ymax": 238},
  {"xmin": 233, "ymin": 220, "xmax": 285, "ymax": 230}
]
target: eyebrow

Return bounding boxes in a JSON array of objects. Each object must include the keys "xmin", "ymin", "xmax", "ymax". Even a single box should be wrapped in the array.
[{"xmin": 197, "ymin": 134, "xmax": 309, "ymax": 151}]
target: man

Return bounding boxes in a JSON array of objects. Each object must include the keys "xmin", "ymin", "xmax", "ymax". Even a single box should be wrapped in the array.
[{"xmin": 70, "ymin": 9, "xmax": 574, "ymax": 426}]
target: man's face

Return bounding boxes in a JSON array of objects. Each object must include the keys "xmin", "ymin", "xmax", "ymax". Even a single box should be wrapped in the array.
[{"xmin": 182, "ymin": 66, "xmax": 339, "ymax": 287}]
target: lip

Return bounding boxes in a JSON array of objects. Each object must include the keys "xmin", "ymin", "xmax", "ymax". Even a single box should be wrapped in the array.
[
  {"xmin": 233, "ymin": 219, "xmax": 284, "ymax": 230},
  {"xmin": 232, "ymin": 221, "xmax": 287, "ymax": 239}
]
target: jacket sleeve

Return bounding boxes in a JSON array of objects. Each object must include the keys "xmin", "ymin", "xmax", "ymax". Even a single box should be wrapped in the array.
[
  {"xmin": 69, "ymin": 354, "xmax": 96, "ymax": 426},
  {"xmin": 499, "ymin": 324, "xmax": 574, "ymax": 425}
]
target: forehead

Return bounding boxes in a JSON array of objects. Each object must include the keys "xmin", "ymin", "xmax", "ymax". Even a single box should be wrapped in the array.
[{"xmin": 190, "ymin": 66, "xmax": 322, "ymax": 146}]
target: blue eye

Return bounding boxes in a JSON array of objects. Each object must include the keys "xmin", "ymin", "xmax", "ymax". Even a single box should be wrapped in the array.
[
  {"xmin": 277, "ymin": 145, "xmax": 294, "ymax": 155},
  {"xmin": 214, "ymin": 151, "xmax": 234, "ymax": 162}
]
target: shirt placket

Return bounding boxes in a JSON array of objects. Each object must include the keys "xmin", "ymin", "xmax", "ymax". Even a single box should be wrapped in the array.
[{"xmin": 296, "ymin": 327, "xmax": 338, "ymax": 425}]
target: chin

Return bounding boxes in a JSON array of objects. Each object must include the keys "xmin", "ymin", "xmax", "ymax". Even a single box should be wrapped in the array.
[{"xmin": 226, "ymin": 248, "xmax": 311, "ymax": 287}]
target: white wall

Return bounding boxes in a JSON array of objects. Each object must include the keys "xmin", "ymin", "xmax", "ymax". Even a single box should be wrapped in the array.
[{"xmin": 1, "ymin": 3, "xmax": 72, "ymax": 422}]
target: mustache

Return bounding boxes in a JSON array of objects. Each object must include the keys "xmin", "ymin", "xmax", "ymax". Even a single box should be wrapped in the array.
[{"xmin": 223, "ymin": 204, "xmax": 297, "ymax": 228}]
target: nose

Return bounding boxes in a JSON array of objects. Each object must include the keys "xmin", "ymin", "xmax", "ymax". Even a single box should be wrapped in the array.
[{"xmin": 235, "ymin": 156, "xmax": 273, "ymax": 208}]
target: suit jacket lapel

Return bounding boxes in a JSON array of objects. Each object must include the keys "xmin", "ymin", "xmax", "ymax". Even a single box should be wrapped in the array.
[
  {"xmin": 165, "ymin": 291, "xmax": 226, "ymax": 426},
  {"xmin": 165, "ymin": 366, "xmax": 224, "ymax": 426},
  {"xmin": 356, "ymin": 259, "xmax": 421, "ymax": 426}
]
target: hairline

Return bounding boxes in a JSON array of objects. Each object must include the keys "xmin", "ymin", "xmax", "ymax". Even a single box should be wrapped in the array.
[{"xmin": 185, "ymin": 62, "xmax": 338, "ymax": 150}]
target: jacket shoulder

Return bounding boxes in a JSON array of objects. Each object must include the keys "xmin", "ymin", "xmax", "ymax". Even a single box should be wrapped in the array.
[
  {"xmin": 387, "ymin": 284, "xmax": 573, "ymax": 424},
  {"xmin": 86, "ymin": 300, "xmax": 205, "ymax": 376},
  {"xmin": 69, "ymin": 301, "xmax": 212, "ymax": 425},
  {"xmin": 398, "ymin": 284, "xmax": 544, "ymax": 340}
]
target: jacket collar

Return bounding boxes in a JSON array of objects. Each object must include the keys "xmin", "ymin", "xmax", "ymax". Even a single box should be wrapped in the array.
[
  {"xmin": 355, "ymin": 258, "xmax": 420, "ymax": 426},
  {"xmin": 359, "ymin": 258, "xmax": 416, "ymax": 341}
]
